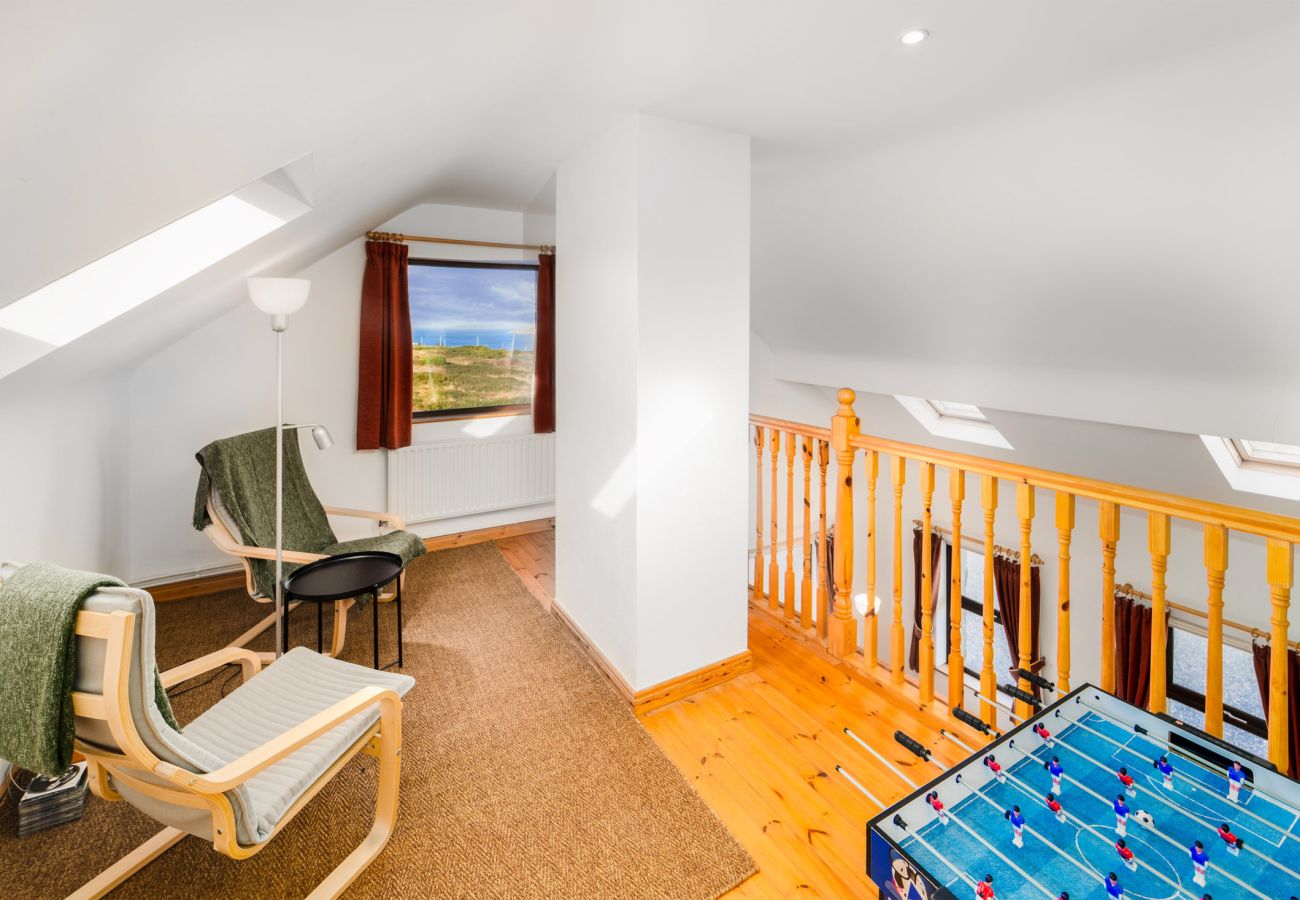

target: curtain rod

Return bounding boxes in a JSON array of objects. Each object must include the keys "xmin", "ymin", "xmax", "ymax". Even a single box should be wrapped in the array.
[
  {"xmin": 1116, "ymin": 582, "xmax": 1300, "ymax": 650},
  {"xmin": 366, "ymin": 230, "xmax": 555, "ymax": 254},
  {"xmin": 911, "ymin": 520, "xmax": 1044, "ymax": 566}
]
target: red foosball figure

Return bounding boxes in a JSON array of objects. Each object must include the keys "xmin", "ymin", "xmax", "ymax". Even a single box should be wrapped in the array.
[{"xmin": 975, "ymin": 873, "xmax": 995, "ymax": 899}]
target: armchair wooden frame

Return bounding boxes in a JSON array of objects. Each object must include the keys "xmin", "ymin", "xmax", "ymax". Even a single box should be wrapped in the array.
[
  {"xmin": 68, "ymin": 608, "xmax": 403, "ymax": 900},
  {"xmin": 202, "ymin": 493, "xmax": 409, "ymax": 658}
]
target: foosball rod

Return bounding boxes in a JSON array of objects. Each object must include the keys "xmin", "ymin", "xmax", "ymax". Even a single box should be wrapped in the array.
[{"xmin": 844, "ymin": 727, "xmax": 919, "ymax": 789}]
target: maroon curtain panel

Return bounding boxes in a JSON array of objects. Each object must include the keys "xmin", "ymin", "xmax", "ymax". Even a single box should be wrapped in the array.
[
  {"xmin": 908, "ymin": 528, "xmax": 944, "ymax": 671},
  {"xmin": 1114, "ymin": 594, "xmax": 1153, "ymax": 707},
  {"xmin": 992, "ymin": 554, "xmax": 1042, "ymax": 695},
  {"xmin": 532, "ymin": 252, "xmax": 556, "ymax": 433},
  {"xmin": 356, "ymin": 240, "xmax": 413, "ymax": 451},
  {"xmin": 1252, "ymin": 642, "xmax": 1300, "ymax": 776}
]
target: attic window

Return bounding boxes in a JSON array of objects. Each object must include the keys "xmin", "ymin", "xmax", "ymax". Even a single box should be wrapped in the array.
[
  {"xmin": 0, "ymin": 162, "xmax": 311, "ymax": 380},
  {"xmin": 895, "ymin": 396, "xmax": 1012, "ymax": 450},
  {"xmin": 1201, "ymin": 435, "xmax": 1300, "ymax": 501},
  {"xmin": 926, "ymin": 399, "xmax": 987, "ymax": 422}
]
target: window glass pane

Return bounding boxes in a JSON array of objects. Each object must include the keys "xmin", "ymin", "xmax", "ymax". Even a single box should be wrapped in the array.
[
  {"xmin": 1223, "ymin": 721, "xmax": 1269, "ymax": 760},
  {"xmin": 1222, "ymin": 643, "xmax": 1265, "ymax": 720},
  {"xmin": 408, "ymin": 263, "xmax": 538, "ymax": 415},
  {"xmin": 960, "ymin": 608, "xmax": 1012, "ymax": 680},
  {"xmin": 1170, "ymin": 628, "xmax": 1207, "ymax": 693},
  {"xmin": 1235, "ymin": 438, "xmax": 1300, "ymax": 467},
  {"xmin": 1168, "ymin": 696, "xmax": 1204, "ymax": 730},
  {"xmin": 960, "ymin": 548, "xmax": 989, "ymax": 600}
]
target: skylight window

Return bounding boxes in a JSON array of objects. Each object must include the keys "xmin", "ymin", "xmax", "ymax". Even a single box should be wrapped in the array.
[
  {"xmin": 896, "ymin": 395, "xmax": 1012, "ymax": 450},
  {"xmin": 927, "ymin": 399, "xmax": 987, "ymax": 422},
  {"xmin": 0, "ymin": 162, "xmax": 311, "ymax": 380},
  {"xmin": 1201, "ymin": 435, "xmax": 1300, "ymax": 501}
]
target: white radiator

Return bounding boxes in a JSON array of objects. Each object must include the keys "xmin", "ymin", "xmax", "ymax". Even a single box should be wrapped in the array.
[{"xmin": 386, "ymin": 433, "xmax": 555, "ymax": 524}]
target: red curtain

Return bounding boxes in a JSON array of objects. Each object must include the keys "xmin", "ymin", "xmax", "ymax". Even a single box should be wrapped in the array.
[
  {"xmin": 1114, "ymin": 593, "xmax": 1153, "ymax": 707},
  {"xmin": 1251, "ymin": 642, "xmax": 1300, "ymax": 776},
  {"xmin": 908, "ymin": 527, "xmax": 944, "ymax": 671},
  {"xmin": 992, "ymin": 554, "xmax": 1041, "ymax": 693},
  {"xmin": 533, "ymin": 252, "xmax": 556, "ymax": 433},
  {"xmin": 356, "ymin": 240, "xmax": 413, "ymax": 451}
]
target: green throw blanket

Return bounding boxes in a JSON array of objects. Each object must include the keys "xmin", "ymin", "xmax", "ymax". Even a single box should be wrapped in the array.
[
  {"xmin": 0, "ymin": 563, "xmax": 180, "ymax": 777},
  {"xmin": 193, "ymin": 428, "xmax": 425, "ymax": 598}
]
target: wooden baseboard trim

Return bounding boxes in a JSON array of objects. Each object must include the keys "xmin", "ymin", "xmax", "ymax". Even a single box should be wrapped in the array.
[
  {"xmin": 135, "ymin": 568, "xmax": 246, "ymax": 603},
  {"xmin": 550, "ymin": 600, "xmax": 752, "ymax": 716},
  {"xmin": 423, "ymin": 517, "xmax": 555, "ymax": 553},
  {"xmin": 632, "ymin": 651, "xmax": 753, "ymax": 716}
]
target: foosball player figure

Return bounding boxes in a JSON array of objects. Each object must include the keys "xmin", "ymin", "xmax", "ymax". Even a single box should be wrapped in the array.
[
  {"xmin": 1033, "ymin": 721, "xmax": 1054, "ymax": 748},
  {"xmin": 1045, "ymin": 792, "xmax": 1065, "ymax": 823},
  {"xmin": 984, "ymin": 754, "xmax": 1007, "ymax": 784},
  {"xmin": 1217, "ymin": 823, "xmax": 1242, "ymax": 857},
  {"xmin": 1004, "ymin": 805, "xmax": 1025, "ymax": 848},
  {"xmin": 1226, "ymin": 761, "xmax": 1245, "ymax": 803},
  {"xmin": 1189, "ymin": 840, "xmax": 1208, "ymax": 887},
  {"xmin": 1154, "ymin": 755, "xmax": 1174, "ymax": 788},
  {"xmin": 1113, "ymin": 794, "xmax": 1130, "ymax": 837},
  {"xmin": 1105, "ymin": 872, "xmax": 1124, "ymax": 898},
  {"xmin": 925, "ymin": 791, "xmax": 949, "ymax": 825},
  {"xmin": 1117, "ymin": 766, "xmax": 1136, "ymax": 798},
  {"xmin": 1114, "ymin": 838, "xmax": 1137, "ymax": 872},
  {"xmin": 975, "ymin": 873, "xmax": 995, "ymax": 900}
]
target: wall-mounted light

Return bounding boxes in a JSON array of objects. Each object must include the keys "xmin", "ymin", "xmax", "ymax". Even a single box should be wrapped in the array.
[{"xmin": 900, "ymin": 29, "xmax": 930, "ymax": 46}]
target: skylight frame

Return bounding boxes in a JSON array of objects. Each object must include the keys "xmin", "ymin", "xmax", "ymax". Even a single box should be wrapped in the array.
[
  {"xmin": 1201, "ymin": 434, "xmax": 1300, "ymax": 502},
  {"xmin": 895, "ymin": 395, "xmax": 1012, "ymax": 450}
]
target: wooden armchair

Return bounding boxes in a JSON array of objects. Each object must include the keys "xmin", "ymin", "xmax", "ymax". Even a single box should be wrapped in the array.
[
  {"xmin": 201, "ymin": 490, "xmax": 413, "ymax": 657},
  {"xmin": 35, "ymin": 574, "xmax": 415, "ymax": 899}
]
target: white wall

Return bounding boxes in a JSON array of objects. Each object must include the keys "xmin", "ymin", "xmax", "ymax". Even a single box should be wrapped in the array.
[
  {"xmin": 557, "ymin": 114, "xmax": 751, "ymax": 691},
  {"xmin": 752, "ymin": 19, "xmax": 1300, "ymax": 446},
  {"xmin": 749, "ymin": 336, "xmax": 1288, "ymax": 705},
  {"xmin": 127, "ymin": 203, "xmax": 554, "ymax": 583},
  {"xmin": 0, "ymin": 361, "xmax": 130, "ymax": 575},
  {"xmin": 555, "ymin": 118, "xmax": 641, "ymax": 682}
]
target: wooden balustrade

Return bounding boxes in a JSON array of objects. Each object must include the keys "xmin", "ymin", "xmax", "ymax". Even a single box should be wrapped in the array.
[
  {"xmin": 753, "ymin": 426, "xmax": 765, "ymax": 604},
  {"xmin": 1203, "ymin": 524, "xmax": 1228, "ymax": 737},
  {"xmin": 1147, "ymin": 512, "xmax": 1171, "ymax": 714},
  {"xmin": 864, "ymin": 449, "xmax": 879, "ymax": 666},
  {"xmin": 800, "ymin": 437, "xmax": 814, "ymax": 628},
  {"xmin": 890, "ymin": 455, "xmax": 906, "ymax": 685},
  {"xmin": 784, "ymin": 432, "xmax": 796, "ymax": 620},
  {"xmin": 918, "ymin": 463, "xmax": 936, "ymax": 704},
  {"xmin": 947, "ymin": 469, "xmax": 965, "ymax": 711},
  {"xmin": 750, "ymin": 392, "xmax": 1300, "ymax": 772},
  {"xmin": 768, "ymin": 428, "xmax": 780, "ymax": 613},
  {"xmin": 1056, "ymin": 494, "xmax": 1074, "ymax": 693},
  {"xmin": 816, "ymin": 440, "xmax": 830, "ymax": 641},
  {"xmin": 980, "ymin": 477, "xmax": 998, "ymax": 727}
]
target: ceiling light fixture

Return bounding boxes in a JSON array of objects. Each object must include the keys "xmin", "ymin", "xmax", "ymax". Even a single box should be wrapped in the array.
[{"xmin": 900, "ymin": 29, "xmax": 929, "ymax": 45}]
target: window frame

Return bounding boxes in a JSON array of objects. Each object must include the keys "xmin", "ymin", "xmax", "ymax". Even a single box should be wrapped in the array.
[
  {"xmin": 1164, "ymin": 623, "xmax": 1268, "ymax": 740},
  {"xmin": 407, "ymin": 257, "xmax": 540, "ymax": 423}
]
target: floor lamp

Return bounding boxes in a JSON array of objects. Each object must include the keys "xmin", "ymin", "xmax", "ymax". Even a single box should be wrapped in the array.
[{"xmin": 247, "ymin": 277, "xmax": 331, "ymax": 657}]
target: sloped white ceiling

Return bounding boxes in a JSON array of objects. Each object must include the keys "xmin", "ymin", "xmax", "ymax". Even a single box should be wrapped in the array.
[{"xmin": 4, "ymin": 1, "xmax": 1298, "ymax": 396}]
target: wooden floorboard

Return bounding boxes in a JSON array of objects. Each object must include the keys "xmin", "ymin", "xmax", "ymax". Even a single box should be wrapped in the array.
[{"xmin": 491, "ymin": 527, "xmax": 991, "ymax": 897}]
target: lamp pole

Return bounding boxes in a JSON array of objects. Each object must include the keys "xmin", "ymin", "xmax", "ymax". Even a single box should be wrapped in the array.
[{"xmin": 273, "ymin": 318, "xmax": 286, "ymax": 657}]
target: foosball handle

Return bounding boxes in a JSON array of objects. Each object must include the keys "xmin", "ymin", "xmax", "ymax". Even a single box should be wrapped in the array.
[
  {"xmin": 953, "ymin": 706, "xmax": 992, "ymax": 734},
  {"xmin": 894, "ymin": 730, "xmax": 931, "ymax": 760}
]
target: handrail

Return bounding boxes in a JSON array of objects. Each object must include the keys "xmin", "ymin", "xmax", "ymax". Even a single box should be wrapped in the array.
[
  {"xmin": 749, "ymin": 414, "xmax": 831, "ymax": 441},
  {"xmin": 845, "ymin": 431, "xmax": 1300, "ymax": 544}
]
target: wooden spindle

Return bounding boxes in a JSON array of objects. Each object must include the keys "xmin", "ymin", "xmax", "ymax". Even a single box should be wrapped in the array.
[
  {"xmin": 768, "ymin": 429, "xmax": 780, "ymax": 612},
  {"xmin": 785, "ymin": 431, "xmax": 797, "ymax": 619},
  {"xmin": 828, "ymin": 390, "xmax": 860, "ymax": 657},
  {"xmin": 947, "ymin": 469, "xmax": 966, "ymax": 711},
  {"xmin": 979, "ymin": 476, "xmax": 998, "ymax": 727},
  {"xmin": 1147, "ymin": 512, "xmax": 1171, "ymax": 715},
  {"xmin": 1203, "ymin": 524, "xmax": 1228, "ymax": 737},
  {"xmin": 817, "ymin": 440, "xmax": 830, "ymax": 641},
  {"xmin": 1014, "ymin": 484, "xmax": 1035, "ymax": 720},
  {"xmin": 1266, "ymin": 538, "xmax": 1293, "ymax": 774},
  {"xmin": 1055, "ymin": 493, "xmax": 1075, "ymax": 693},
  {"xmin": 890, "ymin": 455, "xmax": 907, "ymax": 684},
  {"xmin": 801, "ymin": 437, "xmax": 814, "ymax": 629},
  {"xmin": 919, "ymin": 463, "xmax": 937, "ymax": 704},
  {"xmin": 753, "ymin": 425, "xmax": 765, "ymax": 604},
  {"xmin": 864, "ymin": 449, "xmax": 879, "ymax": 667},
  {"xmin": 1099, "ymin": 501, "xmax": 1121, "ymax": 693}
]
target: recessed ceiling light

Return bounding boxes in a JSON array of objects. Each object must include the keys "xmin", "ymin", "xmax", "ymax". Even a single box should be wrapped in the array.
[{"xmin": 900, "ymin": 29, "xmax": 929, "ymax": 45}]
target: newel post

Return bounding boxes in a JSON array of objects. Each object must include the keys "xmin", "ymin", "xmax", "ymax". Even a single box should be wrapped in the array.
[{"xmin": 829, "ymin": 388, "xmax": 860, "ymax": 657}]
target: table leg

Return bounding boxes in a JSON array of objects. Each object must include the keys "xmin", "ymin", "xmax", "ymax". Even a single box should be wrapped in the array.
[
  {"xmin": 317, "ymin": 601, "xmax": 323, "ymax": 653},
  {"xmin": 283, "ymin": 593, "xmax": 290, "ymax": 656},
  {"xmin": 372, "ymin": 590, "xmax": 380, "ymax": 670},
  {"xmin": 396, "ymin": 576, "xmax": 404, "ymax": 669}
]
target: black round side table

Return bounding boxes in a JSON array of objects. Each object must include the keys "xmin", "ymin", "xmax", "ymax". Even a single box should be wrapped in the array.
[{"xmin": 281, "ymin": 551, "xmax": 405, "ymax": 669}]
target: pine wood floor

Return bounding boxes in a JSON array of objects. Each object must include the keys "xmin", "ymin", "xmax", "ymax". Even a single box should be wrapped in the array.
[{"xmin": 495, "ymin": 531, "xmax": 988, "ymax": 899}]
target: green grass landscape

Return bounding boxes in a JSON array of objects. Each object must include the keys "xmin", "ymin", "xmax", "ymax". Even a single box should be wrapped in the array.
[{"xmin": 413, "ymin": 343, "xmax": 534, "ymax": 413}]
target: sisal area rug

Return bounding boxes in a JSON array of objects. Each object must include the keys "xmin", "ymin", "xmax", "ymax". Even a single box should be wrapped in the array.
[{"xmin": 0, "ymin": 544, "xmax": 755, "ymax": 898}]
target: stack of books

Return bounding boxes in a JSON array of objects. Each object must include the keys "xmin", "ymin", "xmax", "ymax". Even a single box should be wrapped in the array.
[{"xmin": 17, "ymin": 762, "xmax": 88, "ymax": 837}]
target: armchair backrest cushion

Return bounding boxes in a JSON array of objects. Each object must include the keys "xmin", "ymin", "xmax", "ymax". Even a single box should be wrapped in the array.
[{"xmin": 192, "ymin": 428, "xmax": 337, "ymax": 598}]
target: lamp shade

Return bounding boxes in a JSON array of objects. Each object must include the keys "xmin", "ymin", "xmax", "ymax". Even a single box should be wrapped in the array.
[{"xmin": 247, "ymin": 277, "xmax": 310, "ymax": 315}]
